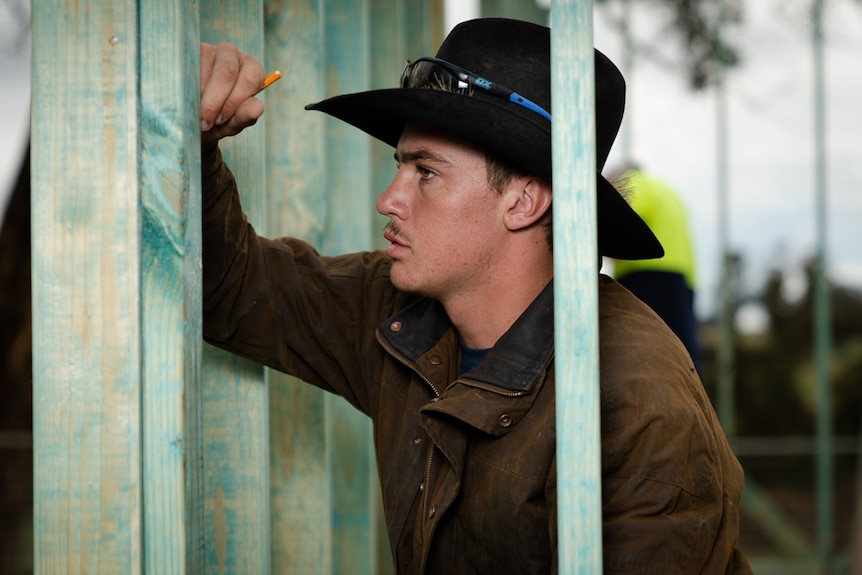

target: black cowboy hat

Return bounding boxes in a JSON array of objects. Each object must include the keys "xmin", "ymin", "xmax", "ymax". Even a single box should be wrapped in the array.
[{"xmin": 306, "ymin": 17, "xmax": 663, "ymax": 260}]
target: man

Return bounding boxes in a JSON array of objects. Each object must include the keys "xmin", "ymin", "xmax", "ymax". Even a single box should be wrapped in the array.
[
  {"xmin": 199, "ymin": 18, "xmax": 752, "ymax": 574},
  {"xmin": 613, "ymin": 166, "xmax": 702, "ymax": 370}
]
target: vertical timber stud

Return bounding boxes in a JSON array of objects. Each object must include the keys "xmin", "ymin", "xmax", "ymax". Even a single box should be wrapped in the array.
[
  {"xmin": 31, "ymin": 2, "xmax": 144, "ymax": 573},
  {"xmin": 200, "ymin": 2, "xmax": 271, "ymax": 574},
  {"xmin": 322, "ymin": 2, "xmax": 375, "ymax": 574},
  {"xmin": 368, "ymin": 2, "xmax": 403, "ymax": 572},
  {"xmin": 403, "ymin": 0, "xmax": 444, "ymax": 60},
  {"xmin": 370, "ymin": 0, "xmax": 405, "ymax": 253},
  {"xmin": 480, "ymin": 0, "xmax": 549, "ymax": 24},
  {"xmin": 550, "ymin": 2, "xmax": 604, "ymax": 573},
  {"xmin": 33, "ymin": 0, "xmax": 206, "ymax": 572},
  {"xmin": 263, "ymin": 1, "xmax": 333, "ymax": 573},
  {"xmin": 139, "ymin": 0, "xmax": 205, "ymax": 572}
]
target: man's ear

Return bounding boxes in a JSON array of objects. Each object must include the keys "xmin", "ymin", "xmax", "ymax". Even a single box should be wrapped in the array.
[{"xmin": 503, "ymin": 177, "xmax": 553, "ymax": 231}]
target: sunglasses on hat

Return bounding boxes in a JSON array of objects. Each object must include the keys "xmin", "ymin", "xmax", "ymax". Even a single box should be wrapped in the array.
[{"xmin": 400, "ymin": 57, "xmax": 553, "ymax": 123}]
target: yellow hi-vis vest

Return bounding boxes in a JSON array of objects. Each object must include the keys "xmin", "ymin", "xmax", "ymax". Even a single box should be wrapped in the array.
[{"xmin": 613, "ymin": 169, "xmax": 697, "ymax": 290}]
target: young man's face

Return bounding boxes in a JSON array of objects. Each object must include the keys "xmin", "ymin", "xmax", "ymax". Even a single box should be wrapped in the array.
[{"xmin": 376, "ymin": 122, "xmax": 509, "ymax": 300}]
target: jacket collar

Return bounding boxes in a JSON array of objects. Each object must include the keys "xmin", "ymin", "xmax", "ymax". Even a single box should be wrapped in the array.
[{"xmin": 378, "ymin": 282, "xmax": 555, "ymax": 394}]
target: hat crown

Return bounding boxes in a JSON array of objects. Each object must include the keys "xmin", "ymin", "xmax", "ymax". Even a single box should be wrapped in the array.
[
  {"xmin": 435, "ymin": 18, "xmax": 552, "ymax": 125},
  {"xmin": 434, "ymin": 18, "xmax": 625, "ymax": 171}
]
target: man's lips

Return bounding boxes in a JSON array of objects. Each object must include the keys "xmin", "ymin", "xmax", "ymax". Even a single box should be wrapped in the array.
[
  {"xmin": 383, "ymin": 229, "xmax": 402, "ymax": 245},
  {"xmin": 383, "ymin": 226, "xmax": 409, "ymax": 257},
  {"xmin": 383, "ymin": 225, "xmax": 408, "ymax": 247}
]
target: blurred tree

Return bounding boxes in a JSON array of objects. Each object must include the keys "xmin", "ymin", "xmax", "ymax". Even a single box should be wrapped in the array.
[
  {"xmin": 700, "ymin": 254, "xmax": 862, "ymax": 437},
  {"xmin": 596, "ymin": 0, "xmax": 742, "ymax": 89},
  {"xmin": 0, "ymin": 0, "xmax": 30, "ymax": 52}
]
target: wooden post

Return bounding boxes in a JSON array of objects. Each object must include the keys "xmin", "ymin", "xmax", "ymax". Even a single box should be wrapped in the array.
[
  {"xmin": 32, "ymin": 0, "xmax": 204, "ymax": 572},
  {"xmin": 368, "ymin": 1, "xmax": 406, "ymax": 571},
  {"xmin": 199, "ymin": 2, "xmax": 271, "ymax": 574},
  {"xmin": 263, "ymin": 1, "xmax": 333, "ymax": 573},
  {"xmin": 139, "ymin": 1, "xmax": 207, "ymax": 571},
  {"xmin": 320, "ymin": 3, "xmax": 377, "ymax": 574},
  {"xmin": 550, "ymin": 1, "xmax": 604, "ymax": 573},
  {"xmin": 404, "ymin": 0, "xmax": 445, "ymax": 58},
  {"xmin": 480, "ymin": 0, "xmax": 549, "ymax": 24},
  {"xmin": 369, "ymin": 0, "xmax": 405, "ymax": 252}
]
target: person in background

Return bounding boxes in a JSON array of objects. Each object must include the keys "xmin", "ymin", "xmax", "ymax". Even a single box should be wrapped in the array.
[
  {"xmin": 197, "ymin": 18, "xmax": 750, "ymax": 574},
  {"xmin": 613, "ymin": 165, "xmax": 702, "ymax": 371}
]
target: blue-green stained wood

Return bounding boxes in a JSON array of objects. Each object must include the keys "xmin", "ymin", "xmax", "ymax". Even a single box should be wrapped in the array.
[
  {"xmin": 368, "ymin": 2, "xmax": 405, "ymax": 572},
  {"xmin": 480, "ymin": 0, "xmax": 549, "ymax": 24},
  {"xmin": 32, "ymin": 0, "xmax": 206, "ymax": 573},
  {"xmin": 368, "ymin": 0, "xmax": 443, "ymax": 252},
  {"xmin": 322, "ymin": 3, "xmax": 376, "ymax": 574},
  {"xmin": 369, "ymin": 0, "xmax": 405, "ymax": 252},
  {"xmin": 322, "ymin": 0, "xmax": 371, "ymax": 254},
  {"xmin": 32, "ymin": 3, "xmax": 143, "ymax": 573},
  {"xmin": 200, "ymin": 2, "xmax": 271, "ymax": 574},
  {"xmin": 263, "ymin": 2, "xmax": 333, "ymax": 572},
  {"xmin": 403, "ymin": 0, "xmax": 444, "ymax": 58},
  {"xmin": 138, "ymin": 0, "xmax": 205, "ymax": 572},
  {"xmin": 550, "ymin": 2, "xmax": 604, "ymax": 573}
]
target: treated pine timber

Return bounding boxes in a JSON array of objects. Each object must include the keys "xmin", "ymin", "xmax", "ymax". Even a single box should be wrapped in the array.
[
  {"xmin": 481, "ymin": 0, "xmax": 549, "ymax": 24},
  {"xmin": 32, "ymin": 4, "xmax": 145, "ymax": 572},
  {"xmin": 139, "ymin": 0, "xmax": 207, "ymax": 572},
  {"xmin": 263, "ymin": 0, "xmax": 332, "ymax": 572},
  {"xmin": 403, "ymin": 0, "xmax": 445, "ymax": 59},
  {"xmin": 322, "ymin": 2, "xmax": 376, "ymax": 574},
  {"xmin": 200, "ymin": 1, "xmax": 271, "ymax": 573},
  {"xmin": 550, "ymin": 1, "xmax": 605, "ymax": 573},
  {"xmin": 370, "ymin": 0, "xmax": 406, "ymax": 254},
  {"xmin": 368, "ymin": 0, "xmax": 408, "ymax": 571},
  {"xmin": 32, "ymin": 0, "xmax": 204, "ymax": 572}
]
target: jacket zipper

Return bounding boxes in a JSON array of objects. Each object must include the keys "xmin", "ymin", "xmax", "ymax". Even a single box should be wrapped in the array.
[
  {"xmin": 459, "ymin": 378, "xmax": 528, "ymax": 398},
  {"xmin": 375, "ymin": 330, "xmax": 441, "ymax": 396},
  {"xmin": 420, "ymin": 442, "xmax": 435, "ymax": 538},
  {"xmin": 375, "ymin": 330, "xmax": 441, "ymax": 541}
]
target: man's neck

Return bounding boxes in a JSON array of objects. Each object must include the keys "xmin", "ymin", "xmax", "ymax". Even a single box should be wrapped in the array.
[{"xmin": 443, "ymin": 262, "xmax": 553, "ymax": 350}]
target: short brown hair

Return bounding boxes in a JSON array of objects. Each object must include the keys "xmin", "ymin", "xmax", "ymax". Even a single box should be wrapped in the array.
[{"xmin": 485, "ymin": 153, "xmax": 553, "ymax": 252}]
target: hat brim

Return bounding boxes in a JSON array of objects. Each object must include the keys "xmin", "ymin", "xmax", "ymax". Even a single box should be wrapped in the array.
[{"xmin": 306, "ymin": 89, "xmax": 664, "ymax": 260}]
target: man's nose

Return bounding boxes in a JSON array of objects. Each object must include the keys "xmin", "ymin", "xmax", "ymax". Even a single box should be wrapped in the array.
[{"xmin": 376, "ymin": 171, "xmax": 408, "ymax": 218}]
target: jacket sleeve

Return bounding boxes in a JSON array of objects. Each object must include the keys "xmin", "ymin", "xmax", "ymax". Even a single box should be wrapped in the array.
[
  {"xmin": 200, "ymin": 147, "xmax": 398, "ymax": 416},
  {"xmin": 597, "ymin": 276, "xmax": 751, "ymax": 575}
]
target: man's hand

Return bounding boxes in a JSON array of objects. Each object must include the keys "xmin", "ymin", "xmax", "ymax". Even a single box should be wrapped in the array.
[{"xmin": 200, "ymin": 42, "xmax": 267, "ymax": 152}]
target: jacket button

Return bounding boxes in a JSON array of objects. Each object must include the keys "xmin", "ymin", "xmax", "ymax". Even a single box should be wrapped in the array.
[
  {"xmin": 389, "ymin": 321, "xmax": 403, "ymax": 332},
  {"xmin": 429, "ymin": 355, "xmax": 442, "ymax": 366},
  {"xmin": 498, "ymin": 414, "xmax": 513, "ymax": 427},
  {"xmin": 428, "ymin": 504, "xmax": 436, "ymax": 518},
  {"xmin": 413, "ymin": 437, "xmax": 423, "ymax": 445}
]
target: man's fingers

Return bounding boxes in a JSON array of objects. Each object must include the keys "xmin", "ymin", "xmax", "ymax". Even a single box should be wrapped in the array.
[
  {"xmin": 199, "ymin": 42, "xmax": 265, "ymax": 132},
  {"xmin": 199, "ymin": 42, "xmax": 216, "ymax": 93},
  {"xmin": 200, "ymin": 43, "xmax": 239, "ymax": 130},
  {"xmin": 201, "ymin": 97, "xmax": 265, "ymax": 151},
  {"xmin": 221, "ymin": 98, "xmax": 265, "ymax": 137}
]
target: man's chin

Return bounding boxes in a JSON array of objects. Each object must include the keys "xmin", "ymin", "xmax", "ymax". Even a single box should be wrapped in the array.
[{"xmin": 389, "ymin": 266, "xmax": 424, "ymax": 295}]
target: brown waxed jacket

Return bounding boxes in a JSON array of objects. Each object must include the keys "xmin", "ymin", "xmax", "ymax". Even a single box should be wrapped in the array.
[{"xmin": 201, "ymin": 150, "xmax": 753, "ymax": 574}]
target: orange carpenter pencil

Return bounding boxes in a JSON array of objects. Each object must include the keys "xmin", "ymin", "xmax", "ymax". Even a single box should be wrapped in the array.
[{"xmin": 262, "ymin": 70, "xmax": 282, "ymax": 90}]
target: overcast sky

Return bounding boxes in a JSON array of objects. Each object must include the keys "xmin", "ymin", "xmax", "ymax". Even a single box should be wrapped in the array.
[{"xmin": 2, "ymin": 1, "xmax": 860, "ymax": 324}]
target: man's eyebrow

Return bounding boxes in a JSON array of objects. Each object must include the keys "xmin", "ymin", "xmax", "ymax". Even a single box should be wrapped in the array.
[{"xmin": 393, "ymin": 148, "xmax": 451, "ymax": 165}]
